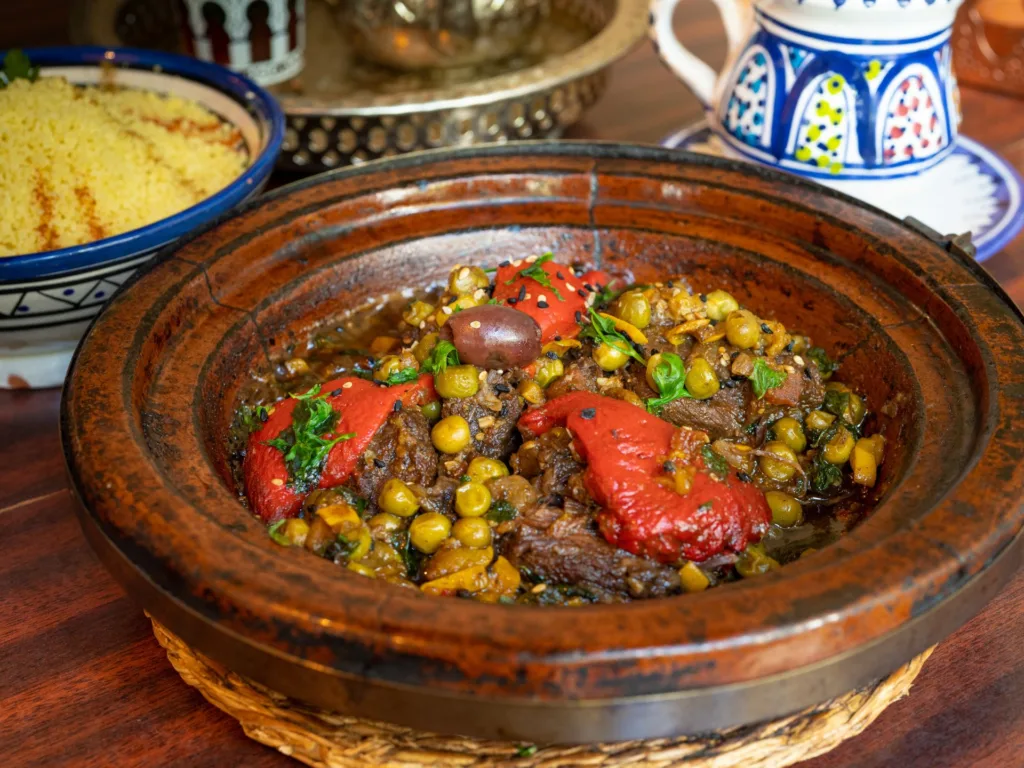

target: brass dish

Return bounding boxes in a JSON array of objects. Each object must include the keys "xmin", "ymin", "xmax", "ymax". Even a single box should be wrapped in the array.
[
  {"xmin": 70, "ymin": 0, "xmax": 647, "ymax": 173},
  {"xmin": 269, "ymin": 0, "xmax": 645, "ymax": 171}
]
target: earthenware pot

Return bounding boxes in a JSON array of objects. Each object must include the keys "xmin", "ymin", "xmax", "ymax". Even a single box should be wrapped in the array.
[
  {"xmin": 649, "ymin": 0, "xmax": 964, "ymax": 184},
  {"xmin": 62, "ymin": 143, "xmax": 1024, "ymax": 743}
]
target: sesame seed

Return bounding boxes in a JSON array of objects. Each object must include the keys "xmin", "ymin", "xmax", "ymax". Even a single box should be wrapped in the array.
[
  {"xmin": 330, "ymin": 388, "xmax": 343, "ymax": 397},
  {"xmin": 473, "ymin": 288, "xmax": 486, "ymax": 301},
  {"xmin": 479, "ymin": 370, "xmax": 487, "ymax": 381},
  {"xmin": 699, "ymin": 294, "xmax": 707, "ymax": 302},
  {"xmin": 475, "ymin": 432, "xmax": 485, "ymax": 441},
  {"xmin": 737, "ymin": 472, "xmax": 752, "ymax": 483},
  {"xmin": 545, "ymin": 351, "xmax": 558, "ymax": 360},
  {"xmin": 518, "ymin": 285, "xmax": 527, "ymax": 302},
  {"xmin": 531, "ymin": 583, "xmax": 547, "ymax": 594},
  {"xmin": 554, "ymin": 335, "xmax": 562, "ymax": 341},
  {"xmin": 459, "ymin": 267, "xmax": 470, "ymax": 279},
  {"xmin": 583, "ymin": 283, "xmax": 594, "ymax": 292},
  {"xmin": 784, "ymin": 365, "xmax": 795, "ymax": 374},
  {"xmin": 512, "ymin": 259, "xmax": 523, "ymax": 267},
  {"xmin": 565, "ymin": 283, "xmax": 576, "ymax": 292},
  {"xmin": 373, "ymin": 458, "xmax": 386, "ymax": 468},
  {"xmin": 419, "ymin": 321, "xmax": 426, "ymax": 329},
  {"xmin": 574, "ymin": 311, "xmax": 582, "ymax": 323},
  {"xmin": 794, "ymin": 355, "xmax": 805, "ymax": 366},
  {"xmin": 442, "ymin": 306, "xmax": 453, "ymax": 315},
  {"xmin": 271, "ymin": 478, "xmax": 284, "ymax": 486},
  {"xmin": 508, "ymin": 298, "xmax": 517, "ymax": 305},
  {"xmin": 577, "ymin": 289, "xmax": 587, "ymax": 298},
  {"xmin": 761, "ymin": 323, "xmax": 772, "ymax": 334},
  {"xmin": 499, "ymin": 259, "xmax": 510, "ymax": 268},
  {"xmin": 393, "ymin": 401, "xmax": 402, "ymax": 412},
  {"xmin": 494, "ymin": 383, "xmax": 511, "ymax": 393},
  {"xmin": 537, "ymin": 300, "xmax": 549, "ymax": 309},
  {"xmin": 470, "ymin": 320, "xmax": 481, "ymax": 329},
  {"xmin": 557, "ymin": 272, "xmax": 565, "ymax": 279},
  {"xmin": 342, "ymin": 382, "xmax": 353, "ymax": 389},
  {"xmin": 526, "ymin": 254, "xmax": 538, "ymax": 263},
  {"xmin": 478, "ymin": 416, "xmax": 495, "ymax": 428},
  {"xmin": 580, "ymin": 408, "xmax": 596, "ymax": 420},
  {"xmin": 525, "ymin": 293, "xmax": 532, "ymax": 301},
  {"xmin": 538, "ymin": 294, "xmax": 547, "ymax": 303}
]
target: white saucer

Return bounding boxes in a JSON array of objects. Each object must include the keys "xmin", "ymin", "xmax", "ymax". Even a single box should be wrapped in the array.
[{"xmin": 663, "ymin": 122, "xmax": 1024, "ymax": 262}]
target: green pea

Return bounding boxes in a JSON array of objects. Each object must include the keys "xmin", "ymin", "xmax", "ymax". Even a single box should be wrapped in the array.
[
  {"xmin": 772, "ymin": 417, "xmax": 806, "ymax": 453},
  {"xmin": 725, "ymin": 310, "xmax": 761, "ymax": 349},
  {"xmin": 434, "ymin": 365, "xmax": 480, "ymax": 399},
  {"xmin": 685, "ymin": 358, "xmax": 720, "ymax": 400},
  {"xmin": 766, "ymin": 491, "xmax": 803, "ymax": 527}
]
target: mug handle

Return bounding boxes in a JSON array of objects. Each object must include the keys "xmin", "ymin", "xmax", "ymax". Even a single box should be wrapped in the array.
[{"xmin": 649, "ymin": 0, "xmax": 749, "ymax": 107}]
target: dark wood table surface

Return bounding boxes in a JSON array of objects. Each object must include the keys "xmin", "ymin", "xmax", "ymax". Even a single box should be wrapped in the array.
[{"xmin": 3, "ymin": 7, "xmax": 1024, "ymax": 767}]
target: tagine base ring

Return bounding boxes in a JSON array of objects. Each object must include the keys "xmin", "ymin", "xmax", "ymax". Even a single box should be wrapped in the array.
[{"xmin": 150, "ymin": 616, "xmax": 933, "ymax": 767}]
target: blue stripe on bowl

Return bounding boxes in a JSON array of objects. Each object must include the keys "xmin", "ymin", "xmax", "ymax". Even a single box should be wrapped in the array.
[{"xmin": 0, "ymin": 46, "xmax": 284, "ymax": 283}]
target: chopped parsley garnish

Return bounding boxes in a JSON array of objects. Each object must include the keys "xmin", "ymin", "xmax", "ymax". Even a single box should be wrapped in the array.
[
  {"xmin": 697, "ymin": 501, "xmax": 714, "ymax": 513},
  {"xmin": 807, "ymin": 346, "xmax": 838, "ymax": 379},
  {"xmin": 486, "ymin": 297, "xmax": 501, "ymax": 305},
  {"xmin": 811, "ymin": 454, "xmax": 844, "ymax": 492},
  {"xmin": 749, "ymin": 357, "xmax": 787, "ymax": 399},
  {"xmin": 701, "ymin": 444, "xmax": 730, "ymax": 475},
  {"xmin": 485, "ymin": 500, "xmax": 519, "ymax": 523},
  {"xmin": 1, "ymin": 49, "xmax": 38, "ymax": 88},
  {"xmin": 384, "ymin": 367, "xmax": 420, "ymax": 385},
  {"xmin": 591, "ymin": 282, "xmax": 623, "ymax": 307},
  {"xmin": 264, "ymin": 384, "xmax": 355, "ymax": 493},
  {"xmin": 239, "ymin": 404, "xmax": 269, "ymax": 435},
  {"xmin": 394, "ymin": 530, "xmax": 425, "ymax": 580},
  {"xmin": 515, "ymin": 745, "xmax": 539, "ymax": 758},
  {"xmin": 822, "ymin": 389, "xmax": 850, "ymax": 418},
  {"xmin": 505, "ymin": 252, "xmax": 564, "ymax": 301},
  {"xmin": 582, "ymin": 307, "xmax": 645, "ymax": 364},
  {"xmin": 267, "ymin": 520, "xmax": 291, "ymax": 546},
  {"xmin": 421, "ymin": 339, "xmax": 460, "ymax": 375},
  {"xmin": 645, "ymin": 352, "xmax": 693, "ymax": 413}
]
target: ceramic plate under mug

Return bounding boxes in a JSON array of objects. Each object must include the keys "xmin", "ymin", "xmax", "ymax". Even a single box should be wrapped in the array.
[{"xmin": 663, "ymin": 122, "xmax": 1024, "ymax": 262}]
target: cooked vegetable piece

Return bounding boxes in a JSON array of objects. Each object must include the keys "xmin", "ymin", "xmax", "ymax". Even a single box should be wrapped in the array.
[{"xmin": 518, "ymin": 392, "xmax": 770, "ymax": 563}]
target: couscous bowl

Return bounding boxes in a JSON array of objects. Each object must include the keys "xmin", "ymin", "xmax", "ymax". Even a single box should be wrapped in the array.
[{"xmin": 0, "ymin": 46, "xmax": 283, "ymax": 389}]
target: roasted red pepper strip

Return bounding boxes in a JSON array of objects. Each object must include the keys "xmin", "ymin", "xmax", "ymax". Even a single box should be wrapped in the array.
[
  {"xmin": 244, "ymin": 374, "xmax": 435, "ymax": 524},
  {"xmin": 518, "ymin": 392, "xmax": 770, "ymax": 563},
  {"xmin": 493, "ymin": 259, "xmax": 612, "ymax": 343}
]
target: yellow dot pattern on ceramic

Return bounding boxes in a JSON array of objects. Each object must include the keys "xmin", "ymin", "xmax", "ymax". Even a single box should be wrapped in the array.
[
  {"xmin": 865, "ymin": 60, "xmax": 883, "ymax": 81},
  {"xmin": 796, "ymin": 146, "xmax": 812, "ymax": 161},
  {"xmin": 826, "ymin": 75, "xmax": 846, "ymax": 94}
]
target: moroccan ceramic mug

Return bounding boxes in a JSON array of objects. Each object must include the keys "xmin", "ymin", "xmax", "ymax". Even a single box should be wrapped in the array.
[{"xmin": 649, "ymin": 0, "xmax": 964, "ymax": 182}]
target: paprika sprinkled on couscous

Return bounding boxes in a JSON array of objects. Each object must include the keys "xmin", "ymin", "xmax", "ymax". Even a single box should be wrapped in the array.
[{"xmin": 0, "ymin": 76, "xmax": 249, "ymax": 257}]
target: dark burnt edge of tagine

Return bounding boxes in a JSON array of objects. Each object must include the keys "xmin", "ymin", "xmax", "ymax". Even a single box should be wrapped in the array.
[{"xmin": 60, "ymin": 143, "xmax": 1024, "ymax": 743}]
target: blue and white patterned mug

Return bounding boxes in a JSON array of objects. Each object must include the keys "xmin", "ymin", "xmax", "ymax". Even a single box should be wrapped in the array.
[{"xmin": 649, "ymin": 0, "xmax": 964, "ymax": 182}]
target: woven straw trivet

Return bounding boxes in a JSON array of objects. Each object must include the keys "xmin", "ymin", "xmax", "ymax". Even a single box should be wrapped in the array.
[{"xmin": 150, "ymin": 617, "xmax": 933, "ymax": 768}]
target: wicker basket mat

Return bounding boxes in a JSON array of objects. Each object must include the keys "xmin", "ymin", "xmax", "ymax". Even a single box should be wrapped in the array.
[{"xmin": 150, "ymin": 617, "xmax": 933, "ymax": 768}]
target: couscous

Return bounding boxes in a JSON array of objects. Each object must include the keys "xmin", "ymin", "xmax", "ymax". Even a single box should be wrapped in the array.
[{"xmin": 0, "ymin": 75, "xmax": 249, "ymax": 257}]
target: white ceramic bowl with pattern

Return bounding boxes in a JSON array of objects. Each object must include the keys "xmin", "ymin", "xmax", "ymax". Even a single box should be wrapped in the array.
[{"xmin": 0, "ymin": 46, "xmax": 284, "ymax": 389}]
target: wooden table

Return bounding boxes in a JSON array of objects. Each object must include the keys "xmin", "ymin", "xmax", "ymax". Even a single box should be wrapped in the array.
[{"xmin": 3, "ymin": 10, "xmax": 1024, "ymax": 767}]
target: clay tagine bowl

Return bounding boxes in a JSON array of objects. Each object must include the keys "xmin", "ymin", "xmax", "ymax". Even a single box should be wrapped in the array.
[{"xmin": 61, "ymin": 143, "xmax": 1024, "ymax": 744}]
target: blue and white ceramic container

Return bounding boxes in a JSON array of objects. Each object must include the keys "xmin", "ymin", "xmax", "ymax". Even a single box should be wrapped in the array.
[
  {"xmin": 0, "ymin": 47, "xmax": 284, "ymax": 389},
  {"xmin": 649, "ymin": 0, "xmax": 964, "ymax": 183}
]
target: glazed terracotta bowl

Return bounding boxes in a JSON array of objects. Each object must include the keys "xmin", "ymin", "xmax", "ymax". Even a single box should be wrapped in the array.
[{"xmin": 62, "ymin": 143, "xmax": 1024, "ymax": 744}]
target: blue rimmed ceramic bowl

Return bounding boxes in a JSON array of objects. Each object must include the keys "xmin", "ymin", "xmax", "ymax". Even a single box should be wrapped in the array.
[{"xmin": 0, "ymin": 46, "xmax": 284, "ymax": 389}]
